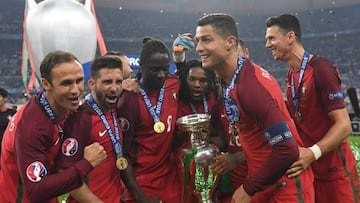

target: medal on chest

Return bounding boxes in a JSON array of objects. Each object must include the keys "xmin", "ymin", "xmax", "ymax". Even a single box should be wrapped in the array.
[
  {"xmin": 153, "ymin": 121, "xmax": 165, "ymax": 133},
  {"xmin": 116, "ymin": 157, "xmax": 129, "ymax": 170},
  {"xmin": 139, "ymin": 84, "xmax": 166, "ymax": 134}
]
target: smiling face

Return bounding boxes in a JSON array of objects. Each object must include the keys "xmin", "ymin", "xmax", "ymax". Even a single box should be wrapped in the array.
[
  {"xmin": 195, "ymin": 24, "xmax": 229, "ymax": 71},
  {"xmin": 42, "ymin": 60, "xmax": 84, "ymax": 118},
  {"xmin": 141, "ymin": 52, "xmax": 170, "ymax": 90},
  {"xmin": 89, "ymin": 68, "xmax": 123, "ymax": 111},
  {"xmin": 265, "ymin": 25, "xmax": 292, "ymax": 61},
  {"xmin": 187, "ymin": 66, "xmax": 208, "ymax": 102}
]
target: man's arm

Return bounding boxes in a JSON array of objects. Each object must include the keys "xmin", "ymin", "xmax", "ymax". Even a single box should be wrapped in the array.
[
  {"xmin": 287, "ymin": 108, "xmax": 352, "ymax": 177},
  {"xmin": 317, "ymin": 108, "xmax": 352, "ymax": 155},
  {"xmin": 15, "ymin": 131, "xmax": 106, "ymax": 203}
]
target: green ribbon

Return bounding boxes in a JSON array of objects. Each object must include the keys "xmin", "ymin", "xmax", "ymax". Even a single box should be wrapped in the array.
[
  {"xmin": 183, "ymin": 149, "xmax": 196, "ymax": 200},
  {"xmin": 217, "ymin": 172, "xmax": 233, "ymax": 193}
]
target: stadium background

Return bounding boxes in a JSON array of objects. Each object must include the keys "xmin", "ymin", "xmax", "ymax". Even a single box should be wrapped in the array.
[
  {"xmin": 1, "ymin": 0, "xmax": 359, "ymax": 101},
  {"xmin": 1, "ymin": 0, "xmax": 359, "ymax": 201}
]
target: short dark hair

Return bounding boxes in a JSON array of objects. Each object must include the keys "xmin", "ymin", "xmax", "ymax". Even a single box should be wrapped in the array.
[
  {"xmin": 105, "ymin": 51, "xmax": 126, "ymax": 57},
  {"xmin": 139, "ymin": 37, "xmax": 170, "ymax": 67},
  {"xmin": 0, "ymin": 87, "xmax": 9, "ymax": 98},
  {"xmin": 40, "ymin": 51, "xmax": 80, "ymax": 84},
  {"xmin": 266, "ymin": 13, "xmax": 302, "ymax": 42},
  {"xmin": 197, "ymin": 13, "xmax": 239, "ymax": 42},
  {"xmin": 90, "ymin": 55, "xmax": 123, "ymax": 79}
]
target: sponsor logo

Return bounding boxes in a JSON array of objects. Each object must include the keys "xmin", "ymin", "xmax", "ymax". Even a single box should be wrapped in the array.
[
  {"xmin": 62, "ymin": 138, "xmax": 78, "ymax": 156},
  {"xmin": 98, "ymin": 129, "xmax": 107, "ymax": 137},
  {"xmin": 26, "ymin": 161, "xmax": 47, "ymax": 182}
]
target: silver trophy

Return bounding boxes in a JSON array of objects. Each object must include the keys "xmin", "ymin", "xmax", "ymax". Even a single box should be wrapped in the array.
[{"xmin": 176, "ymin": 114, "xmax": 219, "ymax": 203}]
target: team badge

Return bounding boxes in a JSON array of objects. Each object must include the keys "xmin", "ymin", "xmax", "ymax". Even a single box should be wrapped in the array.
[
  {"xmin": 26, "ymin": 161, "xmax": 47, "ymax": 182},
  {"xmin": 62, "ymin": 138, "xmax": 79, "ymax": 156},
  {"xmin": 328, "ymin": 91, "xmax": 344, "ymax": 100},
  {"xmin": 119, "ymin": 117, "xmax": 130, "ymax": 132}
]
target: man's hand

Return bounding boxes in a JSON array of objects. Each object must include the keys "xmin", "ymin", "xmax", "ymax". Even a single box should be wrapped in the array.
[
  {"xmin": 172, "ymin": 33, "xmax": 195, "ymax": 63},
  {"xmin": 286, "ymin": 147, "xmax": 314, "ymax": 178},
  {"xmin": 83, "ymin": 142, "xmax": 106, "ymax": 168},
  {"xmin": 211, "ymin": 152, "xmax": 246, "ymax": 175},
  {"xmin": 122, "ymin": 78, "xmax": 139, "ymax": 93},
  {"xmin": 173, "ymin": 33, "xmax": 195, "ymax": 52},
  {"xmin": 211, "ymin": 153, "xmax": 237, "ymax": 175},
  {"xmin": 231, "ymin": 185, "xmax": 252, "ymax": 203}
]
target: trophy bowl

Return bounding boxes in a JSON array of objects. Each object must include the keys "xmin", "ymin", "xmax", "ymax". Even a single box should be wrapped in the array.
[{"xmin": 176, "ymin": 113, "xmax": 211, "ymax": 133}]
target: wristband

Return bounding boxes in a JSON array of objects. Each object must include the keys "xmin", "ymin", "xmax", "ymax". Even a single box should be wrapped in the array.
[{"xmin": 308, "ymin": 144, "xmax": 322, "ymax": 160}]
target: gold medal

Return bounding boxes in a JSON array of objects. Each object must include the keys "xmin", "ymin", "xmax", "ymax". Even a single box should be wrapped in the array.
[
  {"xmin": 116, "ymin": 157, "xmax": 128, "ymax": 170},
  {"xmin": 153, "ymin": 121, "xmax": 165, "ymax": 133},
  {"xmin": 295, "ymin": 111, "xmax": 302, "ymax": 122}
]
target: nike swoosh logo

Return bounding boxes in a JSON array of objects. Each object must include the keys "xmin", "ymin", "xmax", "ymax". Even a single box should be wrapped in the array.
[{"xmin": 98, "ymin": 130, "xmax": 107, "ymax": 137}]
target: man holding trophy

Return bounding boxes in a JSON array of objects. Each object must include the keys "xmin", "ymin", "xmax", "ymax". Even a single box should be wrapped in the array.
[{"xmin": 194, "ymin": 13, "xmax": 315, "ymax": 203}]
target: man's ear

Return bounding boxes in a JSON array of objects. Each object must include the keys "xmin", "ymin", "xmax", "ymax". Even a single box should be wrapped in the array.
[
  {"xmin": 287, "ymin": 31, "xmax": 296, "ymax": 44},
  {"xmin": 88, "ymin": 78, "xmax": 95, "ymax": 90},
  {"xmin": 226, "ymin": 36, "xmax": 237, "ymax": 51},
  {"xmin": 41, "ymin": 78, "xmax": 51, "ymax": 91}
]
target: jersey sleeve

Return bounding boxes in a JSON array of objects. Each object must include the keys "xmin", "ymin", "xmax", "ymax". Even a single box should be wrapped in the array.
[
  {"xmin": 238, "ymin": 64, "xmax": 287, "ymax": 129},
  {"xmin": 312, "ymin": 57, "xmax": 346, "ymax": 113},
  {"xmin": 237, "ymin": 62, "xmax": 299, "ymax": 195},
  {"xmin": 14, "ymin": 119, "xmax": 93, "ymax": 202}
]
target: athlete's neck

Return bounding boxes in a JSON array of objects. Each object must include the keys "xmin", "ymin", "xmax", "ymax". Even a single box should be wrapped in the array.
[
  {"xmin": 287, "ymin": 46, "xmax": 306, "ymax": 72},
  {"xmin": 44, "ymin": 92, "xmax": 67, "ymax": 120},
  {"xmin": 218, "ymin": 52, "xmax": 239, "ymax": 86}
]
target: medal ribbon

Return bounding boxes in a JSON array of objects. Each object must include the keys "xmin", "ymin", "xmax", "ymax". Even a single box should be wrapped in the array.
[
  {"xmin": 290, "ymin": 51, "xmax": 310, "ymax": 113},
  {"xmin": 39, "ymin": 92, "xmax": 64, "ymax": 142},
  {"xmin": 138, "ymin": 83, "xmax": 165, "ymax": 123},
  {"xmin": 189, "ymin": 96, "xmax": 208, "ymax": 114},
  {"xmin": 88, "ymin": 95, "xmax": 123, "ymax": 158},
  {"xmin": 222, "ymin": 56, "xmax": 244, "ymax": 124}
]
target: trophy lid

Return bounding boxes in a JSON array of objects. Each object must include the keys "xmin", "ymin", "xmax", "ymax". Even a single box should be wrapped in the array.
[{"xmin": 176, "ymin": 113, "xmax": 211, "ymax": 132}]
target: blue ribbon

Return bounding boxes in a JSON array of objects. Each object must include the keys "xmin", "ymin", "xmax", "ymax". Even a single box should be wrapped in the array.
[
  {"xmin": 290, "ymin": 51, "xmax": 310, "ymax": 113},
  {"xmin": 138, "ymin": 83, "xmax": 165, "ymax": 123},
  {"xmin": 88, "ymin": 95, "xmax": 123, "ymax": 158},
  {"xmin": 39, "ymin": 92, "xmax": 64, "ymax": 142},
  {"xmin": 222, "ymin": 56, "xmax": 245, "ymax": 124}
]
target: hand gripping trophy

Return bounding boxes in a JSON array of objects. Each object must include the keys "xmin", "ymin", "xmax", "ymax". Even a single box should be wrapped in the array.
[{"xmin": 176, "ymin": 114, "xmax": 219, "ymax": 203}]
